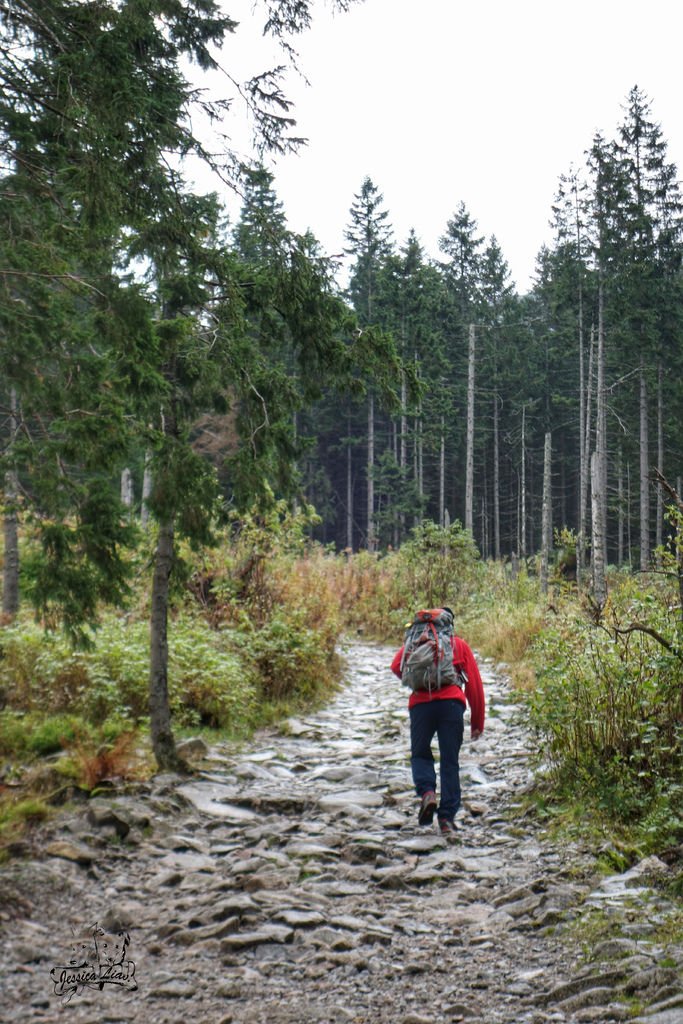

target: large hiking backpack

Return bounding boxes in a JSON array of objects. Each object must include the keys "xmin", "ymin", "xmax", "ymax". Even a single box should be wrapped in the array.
[{"xmin": 399, "ymin": 607, "xmax": 463, "ymax": 693}]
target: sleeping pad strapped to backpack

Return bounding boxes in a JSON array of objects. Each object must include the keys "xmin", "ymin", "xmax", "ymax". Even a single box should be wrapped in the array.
[{"xmin": 399, "ymin": 607, "xmax": 464, "ymax": 693}]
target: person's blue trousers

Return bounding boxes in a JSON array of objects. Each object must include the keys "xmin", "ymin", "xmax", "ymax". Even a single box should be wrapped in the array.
[{"xmin": 409, "ymin": 698, "xmax": 465, "ymax": 822}]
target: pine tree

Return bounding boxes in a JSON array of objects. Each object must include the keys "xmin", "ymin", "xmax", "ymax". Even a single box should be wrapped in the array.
[
  {"xmin": 613, "ymin": 87, "xmax": 683, "ymax": 569},
  {"xmin": 437, "ymin": 203, "xmax": 484, "ymax": 530},
  {"xmin": 344, "ymin": 177, "xmax": 394, "ymax": 551},
  {"xmin": 479, "ymin": 237, "xmax": 515, "ymax": 560},
  {"xmin": 551, "ymin": 166, "xmax": 594, "ymax": 576},
  {"xmin": 0, "ymin": 0, "xmax": 371, "ymax": 771}
]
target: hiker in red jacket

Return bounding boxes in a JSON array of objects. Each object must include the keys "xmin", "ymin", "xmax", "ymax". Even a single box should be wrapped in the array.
[{"xmin": 391, "ymin": 608, "xmax": 485, "ymax": 837}]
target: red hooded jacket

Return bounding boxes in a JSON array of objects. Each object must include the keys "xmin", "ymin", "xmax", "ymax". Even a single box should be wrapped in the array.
[{"xmin": 391, "ymin": 635, "xmax": 485, "ymax": 737}]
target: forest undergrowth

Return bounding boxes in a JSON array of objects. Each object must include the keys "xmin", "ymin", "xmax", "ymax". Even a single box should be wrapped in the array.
[{"xmin": 1, "ymin": 511, "xmax": 682, "ymax": 900}]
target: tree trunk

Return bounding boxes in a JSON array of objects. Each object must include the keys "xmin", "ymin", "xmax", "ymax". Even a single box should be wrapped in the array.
[
  {"xmin": 141, "ymin": 451, "xmax": 153, "ymax": 526},
  {"xmin": 656, "ymin": 362, "xmax": 663, "ymax": 558},
  {"xmin": 149, "ymin": 517, "xmax": 185, "ymax": 772},
  {"xmin": 121, "ymin": 467, "xmax": 134, "ymax": 508},
  {"xmin": 439, "ymin": 415, "xmax": 445, "ymax": 528},
  {"xmin": 367, "ymin": 394, "xmax": 375, "ymax": 552},
  {"xmin": 414, "ymin": 351, "xmax": 423, "ymax": 528},
  {"xmin": 417, "ymin": 405, "xmax": 424, "ymax": 526},
  {"xmin": 640, "ymin": 360, "xmax": 650, "ymax": 571},
  {"xmin": 596, "ymin": 290, "xmax": 608, "ymax": 570},
  {"xmin": 678, "ymin": 476, "xmax": 683, "ymax": 621},
  {"xmin": 346, "ymin": 419, "xmax": 353, "ymax": 552},
  {"xmin": 617, "ymin": 448, "xmax": 624, "ymax": 567},
  {"xmin": 578, "ymin": 324, "xmax": 595, "ymax": 583},
  {"xmin": 540, "ymin": 432, "xmax": 552, "ymax": 595},
  {"xmin": 398, "ymin": 371, "xmax": 407, "ymax": 544},
  {"xmin": 3, "ymin": 388, "xmax": 20, "ymax": 618},
  {"xmin": 627, "ymin": 462, "xmax": 633, "ymax": 567},
  {"xmin": 520, "ymin": 405, "xmax": 527, "ymax": 560},
  {"xmin": 493, "ymin": 394, "xmax": 501, "ymax": 562},
  {"xmin": 400, "ymin": 371, "xmax": 407, "ymax": 473},
  {"xmin": 465, "ymin": 323, "xmax": 475, "ymax": 534},
  {"xmin": 591, "ymin": 450, "xmax": 607, "ymax": 608}
]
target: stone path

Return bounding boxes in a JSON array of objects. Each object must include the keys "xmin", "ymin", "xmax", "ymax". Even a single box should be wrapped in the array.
[{"xmin": 1, "ymin": 640, "xmax": 682, "ymax": 1024}]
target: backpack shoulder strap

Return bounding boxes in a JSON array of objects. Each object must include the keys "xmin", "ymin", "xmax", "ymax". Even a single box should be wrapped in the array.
[{"xmin": 452, "ymin": 636, "xmax": 468, "ymax": 685}]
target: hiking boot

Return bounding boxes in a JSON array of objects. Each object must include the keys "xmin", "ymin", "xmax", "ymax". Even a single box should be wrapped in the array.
[
  {"xmin": 417, "ymin": 790, "xmax": 437, "ymax": 826},
  {"xmin": 438, "ymin": 817, "xmax": 456, "ymax": 838}
]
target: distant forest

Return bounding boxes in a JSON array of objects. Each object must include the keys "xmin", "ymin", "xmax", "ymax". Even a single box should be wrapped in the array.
[
  {"xmin": 1, "ymin": 0, "xmax": 681, "ymax": 637},
  {"xmin": 299, "ymin": 84, "xmax": 683, "ymax": 572}
]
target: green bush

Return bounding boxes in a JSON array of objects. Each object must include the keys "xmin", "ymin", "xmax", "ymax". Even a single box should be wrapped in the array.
[
  {"xmin": 392, "ymin": 520, "xmax": 481, "ymax": 612},
  {"xmin": 0, "ymin": 613, "xmax": 261, "ymax": 735},
  {"xmin": 529, "ymin": 577, "xmax": 683, "ymax": 840},
  {"xmin": 167, "ymin": 618, "xmax": 259, "ymax": 731},
  {"xmin": 0, "ymin": 619, "xmax": 148, "ymax": 721},
  {"xmin": 28, "ymin": 714, "xmax": 83, "ymax": 755},
  {"xmin": 249, "ymin": 607, "xmax": 339, "ymax": 704},
  {"xmin": 0, "ymin": 711, "xmax": 31, "ymax": 757}
]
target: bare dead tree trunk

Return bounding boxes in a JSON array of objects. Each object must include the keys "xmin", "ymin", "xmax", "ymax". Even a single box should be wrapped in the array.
[
  {"xmin": 417, "ymin": 408, "xmax": 424, "ymax": 526},
  {"xmin": 540, "ymin": 432, "xmax": 552, "ymax": 595},
  {"xmin": 141, "ymin": 451, "xmax": 153, "ymax": 526},
  {"xmin": 578, "ymin": 294, "xmax": 586, "ymax": 582},
  {"xmin": 3, "ymin": 388, "xmax": 19, "ymax": 618},
  {"xmin": 465, "ymin": 323, "xmax": 475, "ymax": 534},
  {"xmin": 346, "ymin": 419, "xmax": 353, "ymax": 552},
  {"xmin": 439, "ymin": 415, "xmax": 445, "ymax": 529},
  {"xmin": 627, "ymin": 462, "xmax": 633, "ymax": 568},
  {"xmin": 414, "ymin": 351, "xmax": 424, "ymax": 528},
  {"xmin": 596, "ymin": 291, "xmax": 608, "ymax": 571},
  {"xmin": 399, "ymin": 369, "xmax": 407, "ymax": 544},
  {"xmin": 121, "ymin": 468, "xmax": 134, "ymax": 509},
  {"xmin": 367, "ymin": 394, "xmax": 375, "ymax": 552},
  {"xmin": 480, "ymin": 444, "xmax": 488, "ymax": 558},
  {"xmin": 679, "ymin": 475, "xmax": 683, "ymax": 622},
  {"xmin": 520, "ymin": 405, "xmax": 527, "ymax": 561},
  {"xmin": 617, "ymin": 447, "xmax": 624, "ymax": 567},
  {"xmin": 578, "ymin": 324, "xmax": 595, "ymax": 584},
  {"xmin": 640, "ymin": 360, "xmax": 650, "ymax": 571},
  {"xmin": 591, "ymin": 450, "xmax": 607, "ymax": 609},
  {"xmin": 493, "ymin": 393, "xmax": 501, "ymax": 562},
  {"xmin": 400, "ymin": 373, "xmax": 407, "ymax": 465},
  {"xmin": 656, "ymin": 362, "xmax": 664, "ymax": 560}
]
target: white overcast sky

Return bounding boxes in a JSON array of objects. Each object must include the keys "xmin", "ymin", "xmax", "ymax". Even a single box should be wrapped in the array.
[{"xmin": 198, "ymin": 0, "xmax": 683, "ymax": 294}]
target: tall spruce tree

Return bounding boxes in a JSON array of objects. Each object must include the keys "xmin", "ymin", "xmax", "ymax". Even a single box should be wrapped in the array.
[
  {"xmin": 0, "ymin": 0, "xmax": 369, "ymax": 769},
  {"xmin": 344, "ymin": 177, "xmax": 394, "ymax": 551},
  {"xmin": 614, "ymin": 87, "xmax": 683, "ymax": 569},
  {"xmin": 438, "ymin": 202, "xmax": 484, "ymax": 530},
  {"xmin": 479, "ymin": 237, "xmax": 515, "ymax": 560}
]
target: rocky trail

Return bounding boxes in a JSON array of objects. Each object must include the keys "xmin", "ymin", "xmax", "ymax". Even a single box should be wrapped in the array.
[{"xmin": 1, "ymin": 641, "xmax": 682, "ymax": 1024}]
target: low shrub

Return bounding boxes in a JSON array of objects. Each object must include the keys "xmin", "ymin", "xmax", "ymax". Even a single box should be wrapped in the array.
[
  {"xmin": 249, "ymin": 607, "xmax": 340, "ymax": 705},
  {"xmin": 28, "ymin": 714, "xmax": 83, "ymax": 756},
  {"xmin": 0, "ymin": 796, "xmax": 51, "ymax": 859},
  {"xmin": 528, "ymin": 576, "xmax": 683, "ymax": 845},
  {"xmin": 0, "ymin": 710, "xmax": 31, "ymax": 757},
  {"xmin": 0, "ymin": 613, "xmax": 263, "ymax": 734},
  {"xmin": 167, "ymin": 618, "xmax": 259, "ymax": 732}
]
